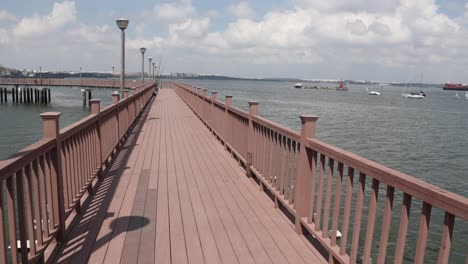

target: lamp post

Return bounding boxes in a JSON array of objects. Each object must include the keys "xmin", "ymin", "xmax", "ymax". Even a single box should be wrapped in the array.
[
  {"xmin": 112, "ymin": 66, "xmax": 115, "ymax": 88},
  {"xmin": 148, "ymin": 57, "xmax": 152, "ymax": 79},
  {"xmin": 80, "ymin": 67, "xmax": 82, "ymax": 86},
  {"xmin": 152, "ymin": 62, "xmax": 156, "ymax": 81},
  {"xmin": 140, "ymin": 47, "xmax": 146, "ymax": 85},
  {"xmin": 116, "ymin": 18, "xmax": 129, "ymax": 97},
  {"xmin": 39, "ymin": 67, "xmax": 42, "ymax": 86}
]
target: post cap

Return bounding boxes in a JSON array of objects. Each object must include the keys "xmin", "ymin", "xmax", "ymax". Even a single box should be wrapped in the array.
[
  {"xmin": 248, "ymin": 101, "xmax": 259, "ymax": 106},
  {"xmin": 90, "ymin": 99, "xmax": 101, "ymax": 103},
  {"xmin": 300, "ymin": 115, "xmax": 319, "ymax": 123},
  {"xmin": 225, "ymin": 95, "xmax": 233, "ymax": 98},
  {"xmin": 40, "ymin": 112, "xmax": 61, "ymax": 119},
  {"xmin": 212, "ymin": 91, "xmax": 217, "ymax": 94}
]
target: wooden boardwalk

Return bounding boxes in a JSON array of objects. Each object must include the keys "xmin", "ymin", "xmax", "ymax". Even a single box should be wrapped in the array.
[{"xmin": 52, "ymin": 89, "xmax": 326, "ymax": 264}]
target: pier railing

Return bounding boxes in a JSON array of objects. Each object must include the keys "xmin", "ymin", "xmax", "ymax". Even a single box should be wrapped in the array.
[
  {"xmin": 0, "ymin": 77, "xmax": 146, "ymax": 88},
  {"xmin": 0, "ymin": 83, "xmax": 155, "ymax": 263},
  {"xmin": 173, "ymin": 81, "xmax": 468, "ymax": 263}
]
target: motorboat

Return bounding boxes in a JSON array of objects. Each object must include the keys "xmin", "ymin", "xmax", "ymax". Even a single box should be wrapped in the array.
[
  {"xmin": 294, "ymin": 83, "xmax": 303, "ymax": 88},
  {"xmin": 365, "ymin": 87, "xmax": 380, "ymax": 95},
  {"xmin": 402, "ymin": 91, "xmax": 425, "ymax": 99}
]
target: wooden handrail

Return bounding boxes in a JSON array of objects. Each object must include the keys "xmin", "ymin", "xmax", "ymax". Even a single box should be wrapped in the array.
[
  {"xmin": 306, "ymin": 138, "xmax": 468, "ymax": 220},
  {"xmin": 0, "ymin": 81, "xmax": 157, "ymax": 263},
  {"xmin": 173, "ymin": 80, "xmax": 468, "ymax": 264}
]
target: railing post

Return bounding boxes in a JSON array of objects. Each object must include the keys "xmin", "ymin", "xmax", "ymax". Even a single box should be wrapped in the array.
[
  {"xmin": 40, "ymin": 112, "xmax": 66, "ymax": 242},
  {"xmin": 90, "ymin": 99, "xmax": 103, "ymax": 179},
  {"xmin": 123, "ymin": 90, "xmax": 129, "ymax": 99},
  {"xmin": 112, "ymin": 93, "xmax": 121, "ymax": 145},
  {"xmin": 225, "ymin": 95, "xmax": 232, "ymax": 146},
  {"xmin": 211, "ymin": 91, "xmax": 217, "ymax": 130},
  {"xmin": 195, "ymin": 88, "xmax": 201, "ymax": 115},
  {"xmin": 202, "ymin": 89, "xmax": 208, "ymax": 121},
  {"xmin": 247, "ymin": 101, "xmax": 259, "ymax": 178},
  {"xmin": 294, "ymin": 114, "xmax": 319, "ymax": 234}
]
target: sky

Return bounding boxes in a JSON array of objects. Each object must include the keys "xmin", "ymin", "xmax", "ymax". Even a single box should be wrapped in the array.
[{"xmin": 1, "ymin": 0, "xmax": 468, "ymax": 83}]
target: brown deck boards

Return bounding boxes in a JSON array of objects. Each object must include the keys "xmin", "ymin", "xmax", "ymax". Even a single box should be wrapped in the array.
[{"xmin": 52, "ymin": 89, "xmax": 326, "ymax": 264}]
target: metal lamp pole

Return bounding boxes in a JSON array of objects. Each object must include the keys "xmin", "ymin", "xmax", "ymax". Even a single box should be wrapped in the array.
[
  {"xmin": 140, "ymin": 47, "xmax": 146, "ymax": 84},
  {"xmin": 80, "ymin": 67, "xmax": 82, "ymax": 86},
  {"xmin": 112, "ymin": 66, "xmax": 115, "ymax": 88},
  {"xmin": 152, "ymin": 62, "xmax": 156, "ymax": 81},
  {"xmin": 116, "ymin": 18, "xmax": 129, "ymax": 97},
  {"xmin": 148, "ymin": 57, "xmax": 152, "ymax": 80}
]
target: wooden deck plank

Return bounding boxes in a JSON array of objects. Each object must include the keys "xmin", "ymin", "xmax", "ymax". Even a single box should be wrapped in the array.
[
  {"xmin": 166, "ymin": 102, "xmax": 189, "ymax": 264},
  {"xmin": 179, "ymin": 103, "xmax": 291, "ymax": 264},
  {"xmin": 137, "ymin": 98, "xmax": 163, "ymax": 264},
  {"xmin": 189, "ymin": 115, "xmax": 325, "ymax": 264},
  {"xmin": 170, "ymin": 112, "xmax": 223, "ymax": 263},
  {"xmin": 100, "ymin": 102, "xmax": 159, "ymax": 264},
  {"xmin": 168, "ymin": 102, "xmax": 206, "ymax": 264},
  {"xmin": 172, "ymin": 98, "xmax": 259, "ymax": 264},
  {"xmin": 173, "ymin": 98, "xmax": 239, "ymax": 264},
  {"xmin": 53, "ymin": 89, "xmax": 326, "ymax": 264},
  {"xmin": 154, "ymin": 99, "xmax": 172, "ymax": 264}
]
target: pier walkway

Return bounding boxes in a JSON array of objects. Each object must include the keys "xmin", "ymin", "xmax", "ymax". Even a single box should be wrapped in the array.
[{"xmin": 52, "ymin": 89, "xmax": 326, "ymax": 263}]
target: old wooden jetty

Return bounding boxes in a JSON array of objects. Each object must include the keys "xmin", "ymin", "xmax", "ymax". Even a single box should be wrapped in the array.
[
  {"xmin": 0, "ymin": 81, "xmax": 467, "ymax": 264},
  {"xmin": 0, "ymin": 78, "xmax": 143, "ymax": 89}
]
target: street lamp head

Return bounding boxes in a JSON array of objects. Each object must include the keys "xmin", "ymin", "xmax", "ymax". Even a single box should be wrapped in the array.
[
  {"xmin": 152, "ymin": 62, "xmax": 155, "ymax": 66},
  {"xmin": 148, "ymin": 57, "xmax": 152, "ymax": 63},
  {"xmin": 116, "ymin": 18, "xmax": 129, "ymax": 30},
  {"xmin": 140, "ymin": 47, "xmax": 146, "ymax": 54}
]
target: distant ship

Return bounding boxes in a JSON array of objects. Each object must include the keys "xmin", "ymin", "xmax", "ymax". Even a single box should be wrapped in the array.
[{"xmin": 443, "ymin": 83, "xmax": 468, "ymax": 91}]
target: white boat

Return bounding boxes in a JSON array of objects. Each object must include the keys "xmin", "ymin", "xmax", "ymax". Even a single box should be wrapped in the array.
[
  {"xmin": 402, "ymin": 76, "xmax": 425, "ymax": 99},
  {"xmin": 455, "ymin": 92, "xmax": 460, "ymax": 99},
  {"xmin": 365, "ymin": 87, "xmax": 380, "ymax": 95},
  {"xmin": 294, "ymin": 83, "xmax": 303, "ymax": 88},
  {"xmin": 465, "ymin": 92, "xmax": 468, "ymax": 99},
  {"xmin": 402, "ymin": 93, "xmax": 425, "ymax": 99}
]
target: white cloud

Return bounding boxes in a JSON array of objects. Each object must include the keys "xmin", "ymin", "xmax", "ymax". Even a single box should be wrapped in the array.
[
  {"xmin": 13, "ymin": 0, "xmax": 76, "ymax": 38},
  {"xmin": 153, "ymin": 0, "xmax": 195, "ymax": 23},
  {"xmin": 227, "ymin": 2, "xmax": 255, "ymax": 19},
  {"xmin": 0, "ymin": 10, "xmax": 17, "ymax": 22}
]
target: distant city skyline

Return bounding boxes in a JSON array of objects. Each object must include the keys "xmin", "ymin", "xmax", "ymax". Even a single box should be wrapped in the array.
[{"xmin": 1, "ymin": 0, "xmax": 468, "ymax": 83}]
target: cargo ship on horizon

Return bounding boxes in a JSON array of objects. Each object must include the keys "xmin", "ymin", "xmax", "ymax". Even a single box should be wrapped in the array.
[{"xmin": 443, "ymin": 83, "xmax": 468, "ymax": 91}]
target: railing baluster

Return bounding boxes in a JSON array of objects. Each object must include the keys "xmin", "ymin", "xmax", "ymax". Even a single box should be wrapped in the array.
[
  {"xmin": 0, "ymin": 181, "xmax": 7, "ymax": 264},
  {"xmin": 23, "ymin": 164, "xmax": 37, "ymax": 257},
  {"xmin": 350, "ymin": 172, "xmax": 366, "ymax": 263},
  {"xmin": 16, "ymin": 168, "xmax": 29, "ymax": 262},
  {"xmin": 339, "ymin": 167, "xmax": 354, "ymax": 255},
  {"xmin": 314, "ymin": 154, "xmax": 326, "ymax": 231},
  {"xmin": 363, "ymin": 178, "xmax": 380, "ymax": 262},
  {"xmin": 331, "ymin": 162, "xmax": 343, "ymax": 245},
  {"xmin": 437, "ymin": 212, "xmax": 455, "ymax": 264},
  {"xmin": 31, "ymin": 159, "xmax": 44, "ymax": 248},
  {"xmin": 322, "ymin": 157, "xmax": 335, "ymax": 238},
  {"xmin": 414, "ymin": 202, "xmax": 432, "ymax": 264},
  {"xmin": 37, "ymin": 155, "xmax": 50, "ymax": 238},
  {"xmin": 377, "ymin": 185, "xmax": 395, "ymax": 264},
  {"xmin": 6, "ymin": 175, "xmax": 19, "ymax": 263},
  {"xmin": 394, "ymin": 193, "xmax": 412, "ymax": 264},
  {"xmin": 307, "ymin": 149, "xmax": 318, "ymax": 224}
]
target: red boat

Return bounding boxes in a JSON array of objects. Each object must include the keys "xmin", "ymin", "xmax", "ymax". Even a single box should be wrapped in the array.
[
  {"xmin": 443, "ymin": 83, "xmax": 468, "ymax": 91},
  {"xmin": 336, "ymin": 80, "xmax": 348, "ymax": 91}
]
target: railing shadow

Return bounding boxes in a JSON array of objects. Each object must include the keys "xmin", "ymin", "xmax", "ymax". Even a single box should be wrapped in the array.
[{"xmin": 52, "ymin": 96, "xmax": 155, "ymax": 263}]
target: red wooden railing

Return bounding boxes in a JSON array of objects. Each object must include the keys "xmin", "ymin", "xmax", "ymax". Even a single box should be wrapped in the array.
[
  {"xmin": 0, "ymin": 78, "xmax": 148, "ymax": 88},
  {"xmin": 173, "ymin": 81, "xmax": 468, "ymax": 264},
  {"xmin": 0, "ymin": 82, "xmax": 155, "ymax": 263}
]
